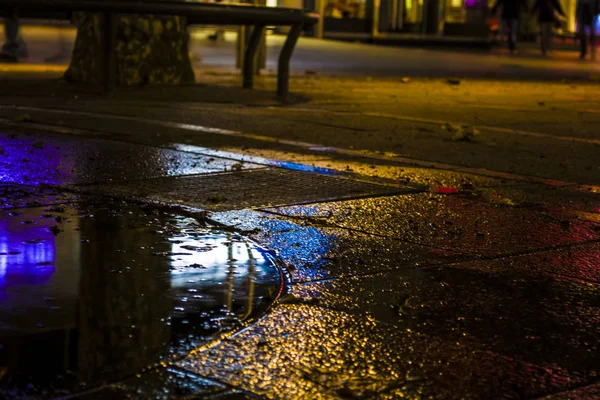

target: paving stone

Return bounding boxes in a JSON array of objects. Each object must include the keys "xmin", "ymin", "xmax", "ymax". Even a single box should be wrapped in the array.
[
  {"xmin": 177, "ymin": 267, "xmax": 591, "ymax": 399},
  {"xmin": 74, "ymin": 368, "xmax": 228, "ymax": 400},
  {"xmin": 0, "ymin": 183, "xmax": 78, "ymax": 209},
  {"xmin": 265, "ymin": 192, "xmax": 600, "ymax": 257},
  {"xmin": 0, "ymin": 132, "xmax": 263, "ymax": 185},
  {"xmin": 209, "ymin": 209, "xmax": 464, "ymax": 282}
]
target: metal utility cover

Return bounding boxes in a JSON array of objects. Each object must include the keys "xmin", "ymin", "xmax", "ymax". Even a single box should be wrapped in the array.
[{"xmin": 79, "ymin": 168, "xmax": 410, "ymax": 211}]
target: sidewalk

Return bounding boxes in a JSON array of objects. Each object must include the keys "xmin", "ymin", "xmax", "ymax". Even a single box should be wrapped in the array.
[{"xmin": 0, "ymin": 76, "xmax": 600, "ymax": 399}]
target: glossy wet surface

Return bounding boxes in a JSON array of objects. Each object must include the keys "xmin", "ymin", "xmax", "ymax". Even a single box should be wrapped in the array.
[
  {"xmin": 1, "ymin": 125, "xmax": 600, "ymax": 399},
  {"xmin": 0, "ymin": 196, "xmax": 281, "ymax": 398},
  {"xmin": 0, "ymin": 130, "xmax": 263, "ymax": 186}
]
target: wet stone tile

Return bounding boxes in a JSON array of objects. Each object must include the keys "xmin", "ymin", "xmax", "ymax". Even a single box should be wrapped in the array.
[
  {"xmin": 315, "ymin": 159, "xmax": 515, "ymax": 190},
  {"xmin": 541, "ymin": 382, "xmax": 600, "ymax": 399},
  {"xmin": 473, "ymin": 183, "xmax": 600, "ymax": 215},
  {"xmin": 0, "ymin": 184, "xmax": 79, "ymax": 209},
  {"xmin": 74, "ymin": 367, "xmax": 228, "ymax": 400},
  {"xmin": 209, "ymin": 209, "xmax": 464, "ymax": 282},
  {"xmin": 177, "ymin": 298, "xmax": 582, "ymax": 400},
  {"xmin": 288, "ymin": 265, "xmax": 600, "ymax": 378},
  {"xmin": 443, "ymin": 242, "xmax": 600, "ymax": 284},
  {"xmin": 0, "ymin": 132, "xmax": 262, "ymax": 185},
  {"xmin": 265, "ymin": 193, "xmax": 600, "ymax": 257}
]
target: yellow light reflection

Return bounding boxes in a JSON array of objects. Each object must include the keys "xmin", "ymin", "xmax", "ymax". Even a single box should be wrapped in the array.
[{"xmin": 0, "ymin": 64, "xmax": 67, "ymax": 73}]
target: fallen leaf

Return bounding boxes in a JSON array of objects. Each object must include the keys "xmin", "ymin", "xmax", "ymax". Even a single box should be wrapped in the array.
[
  {"xmin": 442, "ymin": 122, "xmax": 461, "ymax": 133},
  {"xmin": 452, "ymin": 125, "xmax": 480, "ymax": 141},
  {"xmin": 48, "ymin": 226, "xmax": 62, "ymax": 236},
  {"xmin": 15, "ymin": 114, "xmax": 33, "ymax": 123}
]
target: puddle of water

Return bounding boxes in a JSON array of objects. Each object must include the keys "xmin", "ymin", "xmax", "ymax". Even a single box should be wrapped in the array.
[{"xmin": 0, "ymin": 200, "xmax": 281, "ymax": 397}]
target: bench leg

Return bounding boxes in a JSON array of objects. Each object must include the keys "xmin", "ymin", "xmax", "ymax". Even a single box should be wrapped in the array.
[
  {"xmin": 278, "ymin": 24, "xmax": 302, "ymax": 98},
  {"xmin": 243, "ymin": 24, "xmax": 265, "ymax": 89},
  {"xmin": 103, "ymin": 12, "xmax": 117, "ymax": 95}
]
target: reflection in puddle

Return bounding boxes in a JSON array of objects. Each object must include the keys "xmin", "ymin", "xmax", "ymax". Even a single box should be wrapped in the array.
[{"xmin": 0, "ymin": 200, "xmax": 281, "ymax": 397}]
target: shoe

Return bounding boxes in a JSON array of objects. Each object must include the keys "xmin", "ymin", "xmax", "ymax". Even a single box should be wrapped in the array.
[
  {"xmin": 16, "ymin": 39, "xmax": 28, "ymax": 59},
  {"xmin": 0, "ymin": 53, "xmax": 17, "ymax": 63}
]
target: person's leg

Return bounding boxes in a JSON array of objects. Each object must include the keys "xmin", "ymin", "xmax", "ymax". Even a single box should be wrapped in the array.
[
  {"xmin": 509, "ymin": 19, "xmax": 519, "ymax": 52},
  {"xmin": 500, "ymin": 19, "xmax": 511, "ymax": 50},
  {"xmin": 579, "ymin": 19, "xmax": 587, "ymax": 59},
  {"xmin": 1, "ymin": 9, "xmax": 26, "ymax": 61},
  {"xmin": 541, "ymin": 22, "xmax": 552, "ymax": 55},
  {"xmin": 1, "ymin": 14, "xmax": 19, "ymax": 60},
  {"xmin": 590, "ymin": 21, "xmax": 596, "ymax": 60},
  {"xmin": 505, "ymin": 19, "xmax": 515, "ymax": 52}
]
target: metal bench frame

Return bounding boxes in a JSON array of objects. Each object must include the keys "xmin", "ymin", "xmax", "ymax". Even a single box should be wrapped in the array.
[{"xmin": 0, "ymin": 0, "xmax": 319, "ymax": 97}]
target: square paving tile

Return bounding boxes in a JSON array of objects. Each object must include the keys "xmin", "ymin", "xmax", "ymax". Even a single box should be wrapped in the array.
[
  {"xmin": 209, "ymin": 209, "xmax": 464, "ymax": 282},
  {"xmin": 265, "ymin": 192, "xmax": 600, "ymax": 257},
  {"xmin": 0, "ymin": 131, "xmax": 262, "ymax": 185},
  {"xmin": 0, "ymin": 183, "xmax": 79, "ymax": 209},
  {"xmin": 177, "ymin": 266, "xmax": 589, "ymax": 399}
]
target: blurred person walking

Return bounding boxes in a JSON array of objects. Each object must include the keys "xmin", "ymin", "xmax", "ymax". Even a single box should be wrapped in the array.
[
  {"xmin": 531, "ymin": 0, "xmax": 566, "ymax": 56},
  {"xmin": 0, "ymin": 9, "xmax": 27, "ymax": 62},
  {"xmin": 576, "ymin": 0, "xmax": 599, "ymax": 60},
  {"xmin": 491, "ymin": 0, "xmax": 529, "ymax": 54}
]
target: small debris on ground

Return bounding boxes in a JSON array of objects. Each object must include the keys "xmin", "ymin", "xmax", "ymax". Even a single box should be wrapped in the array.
[
  {"xmin": 442, "ymin": 122, "xmax": 461, "ymax": 133},
  {"xmin": 279, "ymin": 294, "xmax": 320, "ymax": 306},
  {"xmin": 446, "ymin": 78, "xmax": 461, "ymax": 85},
  {"xmin": 401, "ymin": 77, "xmax": 411, "ymax": 83},
  {"xmin": 48, "ymin": 226, "xmax": 62, "ymax": 236},
  {"xmin": 443, "ymin": 122, "xmax": 480, "ymax": 141},
  {"xmin": 15, "ymin": 114, "xmax": 33, "ymax": 123},
  {"xmin": 207, "ymin": 194, "xmax": 227, "ymax": 204}
]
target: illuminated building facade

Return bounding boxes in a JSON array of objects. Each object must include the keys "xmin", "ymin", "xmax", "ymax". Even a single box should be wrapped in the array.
[{"xmin": 300, "ymin": 0, "xmax": 587, "ymax": 40}]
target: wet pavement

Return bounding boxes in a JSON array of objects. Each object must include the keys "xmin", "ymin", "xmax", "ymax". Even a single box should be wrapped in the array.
[
  {"xmin": 1, "ymin": 36, "xmax": 600, "ymax": 396},
  {"xmin": 1, "ymin": 126, "xmax": 599, "ymax": 399}
]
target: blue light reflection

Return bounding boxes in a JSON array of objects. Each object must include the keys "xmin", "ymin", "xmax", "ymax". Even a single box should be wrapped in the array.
[
  {"xmin": 0, "ymin": 223, "xmax": 56, "ymax": 300},
  {"xmin": 0, "ymin": 136, "xmax": 68, "ymax": 185}
]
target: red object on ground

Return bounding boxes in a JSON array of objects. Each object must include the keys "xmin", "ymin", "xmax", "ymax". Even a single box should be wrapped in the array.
[{"xmin": 435, "ymin": 187, "xmax": 459, "ymax": 194}]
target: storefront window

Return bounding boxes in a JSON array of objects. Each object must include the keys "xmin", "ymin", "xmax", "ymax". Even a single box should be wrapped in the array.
[
  {"xmin": 404, "ymin": 0, "xmax": 423, "ymax": 23},
  {"xmin": 445, "ymin": 0, "xmax": 466, "ymax": 22},
  {"xmin": 325, "ymin": 0, "xmax": 367, "ymax": 18}
]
